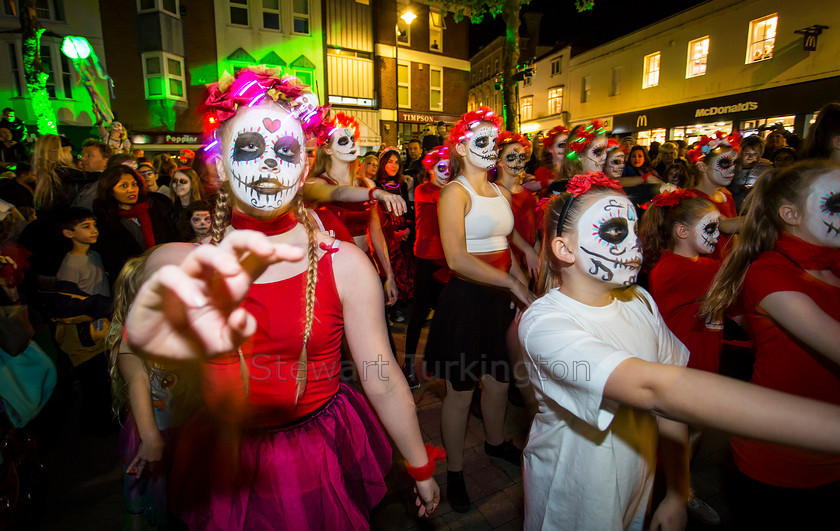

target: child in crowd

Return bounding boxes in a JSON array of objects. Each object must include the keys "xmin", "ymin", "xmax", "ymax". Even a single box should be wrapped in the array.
[
  {"xmin": 518, "ymin": 172, "xmax": 840, "ymax": 530},
  {"xmin": 178, "ymin": 200, "xmax": 213, "ymax": 243},
  {"xmin": 53, "ymin": 207, "xmax": 113, "ymax": 435},
  {"xmin": 702, "ymin": 160, "xmax": 840, "ymax": 529}
]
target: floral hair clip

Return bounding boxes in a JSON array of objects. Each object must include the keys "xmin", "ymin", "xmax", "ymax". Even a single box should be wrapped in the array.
[
  {"xmin": 643, "ymin": 188, "xmax": 701, "ymax": 209},
  {"xmin": 605, "ymin": 138, "xmax": 621, "ymax": 152},
  {"xmin": 448, "ymin": 106, "xmax": 502, "ymax": 145},
  {"xmin": 497, "ymin": 131, "xmax": 531, "ymax": 153},
  {"xmin": 542, "ymin": 125, "xmax": 570, "ymax": 149},
  {"xmin": 316, "ymin": 112, "xmax": 360, "ymax": 146},
  {"xmin": 686, "ymin": 131, "xmax": 742, "ymax": 164},
  {"xmin": 422, "ymin": 146, "xmax": 450, "ymax": 171},
  {"xmin": 566, "ymin": 172, "xmax": 624, "ymax": 197},
  {"xmin": 566, "ymin": 120, "xmax": 608, "ymax": 161}
]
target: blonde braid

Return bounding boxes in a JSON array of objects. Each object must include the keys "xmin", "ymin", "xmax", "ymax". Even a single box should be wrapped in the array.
[
  {"xmin": 211, "ymin": 182, "xmax": 232, "ymax": 245},
  {"xmin": 294, "ymin": 199, "xmax": 319, "ymax": 402}
]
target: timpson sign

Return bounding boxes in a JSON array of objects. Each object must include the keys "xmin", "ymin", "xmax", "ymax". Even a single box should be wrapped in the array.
[{"xmin": 694, "ymin": 101, "xmax": 758, "ymax": 118}]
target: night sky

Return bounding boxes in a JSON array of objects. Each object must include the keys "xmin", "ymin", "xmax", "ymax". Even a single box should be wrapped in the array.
[{"xmin": 469, "ymin": 0, "xmax": 706, "ymax": 56}]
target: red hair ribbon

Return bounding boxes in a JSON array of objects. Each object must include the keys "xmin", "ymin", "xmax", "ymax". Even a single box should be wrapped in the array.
[
  {"xmin": 448, "ymin": 106, "xmax": 502, "ymax": 145},
  {"xmin": 542, "ymin": 125, "xmax": 570, "ymax": 149},
  {"xmin": 567, "ymin": 120, "xmax": 608, "ymax": 156},
  {"xmin": 497, "ymin": 131, "xmax": 531, "ymax": 153},
  {"xmin": 686, "ymin": 130, "xmax": 742, "ymax": 164},
  {"xmin": 644, "ymin": 188, "xmax": 701, "ymax": 209},
  {"xmin": 422, "ymin": 145, "xmax": 449, "ymax": 172},
  {"xmin": 405, "ymin": 443, "xmax": 447, "ymax": 481},
  {"xmin": 566, "ymin": 172, "xmax": 624, "ymax": 197},
  {"xmin": 317, "ymin": 112, "xmax": 361, "ymax": 146}
]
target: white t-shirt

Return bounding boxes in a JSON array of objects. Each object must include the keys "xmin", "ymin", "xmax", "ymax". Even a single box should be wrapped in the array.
[
  {"xmin": 518, "ymin": 286, "xmax": 688, "ymax": 531},
  {"xmin": 56, "ymin": 251, "xmax": 110, "ymax": 297}
]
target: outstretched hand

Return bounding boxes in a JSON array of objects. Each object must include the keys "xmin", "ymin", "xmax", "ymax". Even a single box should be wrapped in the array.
[
  {"xmin": 376, "ymin": 191, "xmax": 407, "ymax": 217},
  {"xmin": 125, "ymin": 230, "xmax": 305, "ymax": 361},
  {"xmin": 413, "ymin": 478, "xmax": 441, "ymax": 518}
]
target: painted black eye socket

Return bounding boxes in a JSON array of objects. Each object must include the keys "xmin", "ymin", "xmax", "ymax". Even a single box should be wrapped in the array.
[
  {"xmin": 274, "ymin": 136, "xmax": 300, "ymax": 163},
  {"xmin": 716, "ymin": 157, "xmax": 735, "ymax": 170},
  {"xmin": 609, "ymin": 157, "xmax": 624, "ymax": 166},
  {"xmin": 505, "ymin": 153, "xmax": 519, "ymax": 162},
  {"xmin": 704, "ymin": 222, "xmax": 719, "ymax": 235},
  {"xmin": 337, "ymin": 136, "xmax": 350, "ymax": 147},
  {"xmin": 474, "ymin": 136, "xmax": 489, "ymax": 149},
  {"xmin": 233, "ymin": 133, "xmax": 265, "ymax": 162},
  {"xmin": 599, "ymin": 218, "xmax": 629, "ymax": 244},
  {"xmin": 591, "ymin": 147, "xmax": 605, "ymax": 157},
  {"xmin": 437, "ymin": 164, "xmax": 448, "ymax": 172},
  {"xmin": 822, "ymin": 192, "xmax": 840, "ymax": 215}
]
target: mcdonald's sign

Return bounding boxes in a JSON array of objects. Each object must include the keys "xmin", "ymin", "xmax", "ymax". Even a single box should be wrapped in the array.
[
  {"xmin": 636, "ymin": 115, "xmax": 648, "ymax": 128},
  {"xmin": 794, "ymin": 25, "xmax": 829, "ymax": 52}
]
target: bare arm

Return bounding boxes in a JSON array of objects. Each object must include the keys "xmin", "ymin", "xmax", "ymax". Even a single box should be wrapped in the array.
[
  {"xmin": 719, "ymin": 216, "xmax": 742, "ymax": 234},
  {"xmin": 367, "ymin": 205, "xmax": 397, "ymax": 305},
  {"xmin": 603, "ymin": 357, "xmax": 840, "ymax": 454},
  {"xmin": 759, "ymin": 291, "xmax": 840, "ymax": 365},
  {"xmin": 302, "ymin": 178, "xmax": 406, "ymax": 216},
  {"xmin": 118, "ymin": 351, "xmax": 163, "ymax": 476},
  {"xmin": 510, "ymin": 228, "xmax": 539, "ymax": 279},
  {"xmin": 649, "ymin": 417, "xmax": 689, "ymax": 530}
]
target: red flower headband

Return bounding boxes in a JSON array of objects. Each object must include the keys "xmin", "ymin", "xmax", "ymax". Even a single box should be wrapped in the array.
[
  {"xmin": 566, "ymin": 172, "xmax": 624, "ymax": 197},
  {"xmin": 645, "ymin": 188, "xmax": 701, "ymax": 209},
  {"xmin": 606, "ymin": 138, "xmax": 621, "ymax": 152},
  {"xmin": 422, "ymin": 146, "xmax": 450, "ymax": 172},
  {"xmin": 448, "ymin": 106, "xmax": 502, "ymax": 145},
  {"xmin": 542, "ymin": 125, "xmax": 570, "ymax": 149},
  {"xmin": 686, "ymin": 131, "xmax": 742, "ymax": 164},
  {"xmin": 317, "ymin": 112, "xmax": 361, "ymax": 146},
  {"xmin": 497, "ymin": 131, "xmax": 531, "ymax": 153},
  {"xmin": 567, "ymin": 120, "xmax": 608, "ymax": 159}
]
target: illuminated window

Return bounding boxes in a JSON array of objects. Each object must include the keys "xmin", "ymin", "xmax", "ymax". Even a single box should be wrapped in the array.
[
  {"xmin": 610, "ymin": 67, "xmax": 621, "ymax": 96},
  {"xmin": 262, "ymin": 0, "xmax": 280, "ymax": 30},
  {"xmin": 687, "ymin": 36, "xmax": 709, "ymax": 78},
  {"xmin": 229, "ymin": 0, "xmax": 248, "ymax": 26},
  {"xmin": 292, "ymin": 0, "xmax": 310, "ymax": 35},
  {"xmin": 580, "ymin": 76, "xmax": 590, "ymax": 103},
  {"xmin": 142, "ymin": 52, "xmax": 186, "ymax": 101},
  {"xmin": 430, "ymin": 67, "xmax": 443, "ymax": 111},
  {"xmin": 548, "ymin": 87, "xmax": 563, "ymax": 115},
  {"xmin": 429, "ymin": 10, "xmax": 444, "ymax": 52},
  {"xmin": 520, "ymin": 96, "xmax": 533, "ymax": 121},
  {"xmin": 39, "ymin": 44, "xmax": 56, "ymax": 98},
  {"xmin": 398, "ymin": 60, "xmax": 410, "ymax": 108},
  {"xmin": 747, "ymin": 14, "xmax": 777, "ymax": 63},
  {"xmin": 643, "ymin": 52, "xmax": 660, "ymax": 88}
]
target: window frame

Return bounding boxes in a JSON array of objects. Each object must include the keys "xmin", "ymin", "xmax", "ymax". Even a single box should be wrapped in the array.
[
  {"xmin": 292, "ymin": 0, "xmax": 310, "ymax": 35},
  {"xmin": 7, "ymin": 43, "xmax": 22, "ymax": 98},
  {"xmin": 429, "ymin": 66, "xmax": 443, "ymax": 111},
  {"xmin": 260, "ymin": 0, "xmax": 281, "ymax": 31},
  {"xmin": 686, "ymin": 36, "xmax": 709, "ymax": 78},
  {"xmin": 610, "ymin": 66, "xmax": 621, "ymax": 96},
  {"xmin": 643, "ymin": 51, "xmax": 660, "ymax": 89},
  {"xmin": 397, "ymin": 18, "xmax": 410, "ymax": 47},
  {"xmin": 228, "ymin": 0, "xmax": 249, "ymax": 27},
  {"xmin": 547, "ymin": 86, "xmax": 563, "ymax": 115},
  {"xmin": 136, "ymin": 0, "xmax": 180, "ymax": 18},
  {"xmin": 34, "ymin": 0, "xmax": 65, "ymax": 22},
  {"xmin": 397, "ymin": 59, "xmax": 410, "ymax": 109},
  {"xmin": 519, "ymin": 95, "xmax": 533, "ymax": 121},
  {"xmin": 141, "ymin": 51, "xmax": 187, "ymax": 102},
  {"xmin": 580, "ymin": 76, "xmax": 591, "ymax": 103},
  {"xmin": 429, "ymin": 9, "xmax": 444, "ymax": 52},
  {"xmin": 550, "ymin": 57, "xmax": 561, "ymax": 76},
  {"xmin": 746, "ymin": 14, "xmax": 777, "ymax": 64}
]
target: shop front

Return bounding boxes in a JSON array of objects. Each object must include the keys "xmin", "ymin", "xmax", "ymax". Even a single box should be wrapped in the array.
[
  {"xmin": 611, "ymin": 76, "xmax": 840, "ymax": 145},
  {"xmin": 130, "ymin": 132, "xmax": 204, "ymax": 154},
  {"xmin": 396, "ymin": 111, "xmax": 460, "ymax": 147}
]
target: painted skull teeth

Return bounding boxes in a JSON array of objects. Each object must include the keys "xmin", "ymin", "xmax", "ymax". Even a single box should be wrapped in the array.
[
  {"xmin": 576, "ymin": 196, "xmax": 642, "ymax": 287},
  {"xmin": 824, "ymin": 220, "xmax": 840, "ymax": 236},
  {"xmin": 804, "ymin": 174, "xmax": 840, "ymax": 246}
]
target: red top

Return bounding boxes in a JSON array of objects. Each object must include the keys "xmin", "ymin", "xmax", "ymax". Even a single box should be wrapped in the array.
[
  {"xmin": 201, "ymin": 247, "xmax": 344, "ymax": 428},
  {"xmin": 311, "ymin": 208, "xmax": 353, "ymax": 243},
  {"xmin": 511, "ymin": 187, "xmax": 537, "ymax": 246},
  {"xmin": 648, "ymin": 251, "xmax": 722, "ymax": 373},
  {"xmin": 414, "ymin": 181, "xmax": 444, "ymax": 260},
  {"xmin": 693, "ymin": 188, "xmax": 737, "ymax": 260},
  {"xmin": 730, "ymin": 249, "xmax": 840, "ymax": 488},
  {"xmin": 533, "ymin": 167, "xmax": 555, "ymax": 192},
  {"xmin": 314, "ymin": 174, "xmax": 373, "ymax": 238}
]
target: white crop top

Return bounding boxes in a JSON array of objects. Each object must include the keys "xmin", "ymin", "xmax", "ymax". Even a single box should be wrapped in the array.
[{"xmin": 452, "ymin": 176, "xmax": 514, "ymax": 253}]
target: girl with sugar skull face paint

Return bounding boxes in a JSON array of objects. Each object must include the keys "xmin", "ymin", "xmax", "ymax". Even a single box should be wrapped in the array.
[
  {"xmin": 425, "ymin": 108, "xmax": 535, "ymax": 514},
  {"xmin": 702, "ymin": 160, "xmax": 840, "ymax": 529},
  {"xmin": 517, "ymin": 171, "xmax": 840, "ymax": 531},
  {"xmin": 526, "ymin": 125, "xmax": 570, "ymax": 194},
  {"xmin": 123, "ymin": 67, "xmax": 441, "ymax": 528}
]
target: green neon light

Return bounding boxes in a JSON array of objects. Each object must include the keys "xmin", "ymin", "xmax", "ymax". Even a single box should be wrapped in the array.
[{"xmin": 61, "ymin": 36, "xmax": 92, "ymax": 60}]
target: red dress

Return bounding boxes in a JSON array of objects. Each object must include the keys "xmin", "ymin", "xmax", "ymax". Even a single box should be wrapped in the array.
[
  {"xmin": 510, "ymin": 187, "xmax": 537, "ymax": 266},
  {"xmin": 413, "ymin": 182, "xmax": 444, "ymax": 261},
  {"xmin": 730, "ymin": 245, "xmax": 840, "ymax": 488},
  {"xmin": 648, "ymin": 251, "xmax": 723, "ymax": 373},
  {"xmin": 170, "ymin": 246, "xmax": 392, "ymax": 530},
  {"xmin": 313, "ymin": 174, "xmax": 373, "ymax": 238},
  {"xmin": 693, "ymin": 188, "xmax": 737, "ymax": 260}
]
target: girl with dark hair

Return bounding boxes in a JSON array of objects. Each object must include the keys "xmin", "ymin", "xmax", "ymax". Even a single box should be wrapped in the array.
[
  {"xmin": 702, "ymin": 159, "xmax": 840, "ymax": 529},
  {"xmin": 92, "ymin": 165, "xmax": 177, "ymax": 284},
  {"xmin": 178, "ymin": 199, "xmax": 214, "ymax": 243},
  {"xmin": 123, "ymin": 67, "xmax": 440, "ymax": 529},
  {"xmin": 518, "ymin": 171, "xmax": 840, "ymax": 531},
  {"xmin": 801, "ymin": 102, "xmax": 840, "ymax": 161}
]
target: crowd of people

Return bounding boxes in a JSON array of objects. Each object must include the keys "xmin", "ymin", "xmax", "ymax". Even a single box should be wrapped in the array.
[{"xmin": 1, "ymin": 68, "xmax": 839, "ymax": 530}]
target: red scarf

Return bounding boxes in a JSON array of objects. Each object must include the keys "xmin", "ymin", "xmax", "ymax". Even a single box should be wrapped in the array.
[
  {"xmin": 118, "ymin": 202, "xmax": 155, "ymax": 249},
  {"xmin": 774, "ymin": 232, "xmax": 840, "ymax": 277},
  {"xmin": 230, "ymin": 208, "xmax": 298, "ymax": 236}
]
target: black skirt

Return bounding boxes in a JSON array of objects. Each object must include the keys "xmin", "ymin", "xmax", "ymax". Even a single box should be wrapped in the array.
[{"xmin": 424, "ymin": 276, "xmax": 516, "ymax": 391}]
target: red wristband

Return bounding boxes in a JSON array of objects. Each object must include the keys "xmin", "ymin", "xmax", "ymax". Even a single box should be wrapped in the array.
[
  {"xmin": 405, "ymin": 443, "xmax": 447, "ymax": 481},
  {"xmin": 368, "ymin": 187, "xmax": 378, "ymax": 202},
  {"xmin": 641, "ymin": 172, "xmax": 650, "ymax": 183}
]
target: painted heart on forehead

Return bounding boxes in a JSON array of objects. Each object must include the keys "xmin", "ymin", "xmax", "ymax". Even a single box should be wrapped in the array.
[
  {"xmin": 223, "ymin": 106, "xmax": 306, "ymax": 211},
  {"xmin": 575, "ymin": 196, "xmax": 643, "ymax": 286}
]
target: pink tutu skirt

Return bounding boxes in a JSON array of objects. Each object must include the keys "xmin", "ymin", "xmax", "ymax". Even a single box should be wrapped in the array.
[{"xmin": 169, "ymin": 383, "xmax": 393, "ymax": 530}]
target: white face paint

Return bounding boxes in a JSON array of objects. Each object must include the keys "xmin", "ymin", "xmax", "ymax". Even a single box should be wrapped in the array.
[
  {"xmin": 802, "ymin": 172, "xmax": 840, "ymax": 247},
  {"xmin": 466, "ymin": 123, "xmax": 498, "ymax": 169},
  {"xmin": 433, "ymin": 159, "xmax": 450, "ymax": 186},
  {"xmin": 549, "ymin": 134, "xmax": 568, "ymax": 168},
  {"xmin": 574, "ymin": 195, "xmax": 642, "ymax": 286},
  {"xmin": 222, "ymin": 105, "xmax": 306, "ymax": 211},
  {"xmin": 329, "ymin": 128, "xmax": 357, "ymax": 162},
  {"xmin": 690, "ymin": 211, "xmax": 720, "ymax": 255},
  {"xmin": 172, "ymin": 171, "xmax": 191, "ymax": 198},
  {"xmin": 190, "ymin": 210, "xmax": 212, "ymax": 238},
  {"xmin": 500, "ymin": 144, "xmax": 528, "ymax": 177},
  {"xmin": 708, "ymin": 150, "xmax": 737, "ymax": 186},
  {"xmin": 582, "ymin": 136, "xmax": 609, "ymax": 173},
  {"xmin": 604, "ymin": 150, "xmax": 625, "ymax": 179},
  {"xmin": 292, "ymin": 93, "xmax": 319, "ymax": 119}
]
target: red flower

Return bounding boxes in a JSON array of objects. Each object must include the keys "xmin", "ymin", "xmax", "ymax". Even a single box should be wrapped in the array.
[
  {"xmin": 649, "ymin": 188, "xmax": 700, "ymax": 208},
  {"xmin": 566, "ymin": 172, "xmax": 624, "ymax": 197}
]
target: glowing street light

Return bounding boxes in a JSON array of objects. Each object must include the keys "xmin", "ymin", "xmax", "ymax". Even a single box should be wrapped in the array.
[
  {"xmin": 400, "ymin": 10, "xmax": 416, "ymax": 25},
  {"xmin": 61, "ymin": 36, "xmax": 92, "ymax": 60}
]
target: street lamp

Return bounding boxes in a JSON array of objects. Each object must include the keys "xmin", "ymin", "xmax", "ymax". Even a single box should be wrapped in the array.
[{"xmin": 395, "ymin": 6, "xmax": 415, "ymax": 147}]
